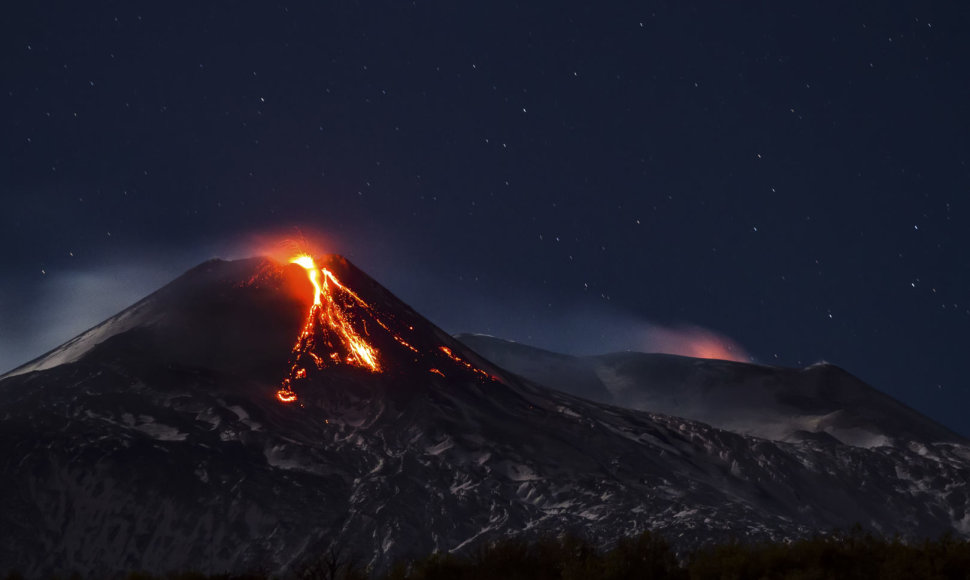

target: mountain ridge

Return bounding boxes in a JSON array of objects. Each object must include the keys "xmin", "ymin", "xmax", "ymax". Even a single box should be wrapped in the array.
[
  {"xmin": 456, "ymin": 333, "xmax": 967, "ymax": 447},
  {"xmin": 1, "ymin": 257, "xmax": 967, "ymax": 578}
]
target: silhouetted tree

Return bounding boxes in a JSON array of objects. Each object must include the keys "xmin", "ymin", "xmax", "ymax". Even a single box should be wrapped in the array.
[
  {"xmin": 299, "ymin": 540, "xmax": 367, "ymax": 580},
  {"xmin": 603, "ymin": 531, "xmax": 685, "ymax": 580}
]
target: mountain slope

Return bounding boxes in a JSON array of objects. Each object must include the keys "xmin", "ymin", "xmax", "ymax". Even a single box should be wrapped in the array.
[
  {"xmin": 457, "ymin": 334, "xmax": 966, "ymax": 448},
  {"xmin": 1, "ymin": 257, "xmax": 968, "ymax": 578}
]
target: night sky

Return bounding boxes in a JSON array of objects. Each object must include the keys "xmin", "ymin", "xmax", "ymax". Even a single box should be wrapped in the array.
[{"xmin": 2, "ymin": 3, "xmax": 968, "ymax": 436}]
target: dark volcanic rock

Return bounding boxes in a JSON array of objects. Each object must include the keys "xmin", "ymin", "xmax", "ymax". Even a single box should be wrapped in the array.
[
  {"xmin": 1, "ymin": 257, "xmax": 968, "ymax": 578},
  {"xmin": 457, "ymin": 333, "xmax": 966, "ymax": 448}
]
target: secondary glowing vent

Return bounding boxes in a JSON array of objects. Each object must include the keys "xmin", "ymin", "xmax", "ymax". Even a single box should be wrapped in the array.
[{"xmin": 276, "ymin": 254, "xmax": 381, "ymax": 403}]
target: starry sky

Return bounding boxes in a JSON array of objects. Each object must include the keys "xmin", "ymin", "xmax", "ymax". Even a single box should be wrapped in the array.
[{"xmin": 2, "ymin": 3, "xmax": 968, "ymax": 436}]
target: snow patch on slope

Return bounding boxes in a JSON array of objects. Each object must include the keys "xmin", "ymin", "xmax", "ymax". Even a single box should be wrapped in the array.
[{"xmin": 3, "ymin": 297, "xmax": 158, "ymax": 378}]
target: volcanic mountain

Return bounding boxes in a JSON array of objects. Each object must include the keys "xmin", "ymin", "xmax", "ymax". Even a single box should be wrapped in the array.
[
  {"xmin": 456, "ymin": 334, "xmax": 967, "ymax": 449},
  {"xmin": 1, "ymin": 256, "xmax": 968, "ymax": 578}
]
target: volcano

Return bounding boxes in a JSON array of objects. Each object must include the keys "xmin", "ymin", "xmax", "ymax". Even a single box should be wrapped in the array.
[
  {"xmin": 457, "ymin": 334, "xmax": 968, "ymax": 449},
  {"xmin": 1, "ymin": 256, "xmax": 968, "ymax": 578}
]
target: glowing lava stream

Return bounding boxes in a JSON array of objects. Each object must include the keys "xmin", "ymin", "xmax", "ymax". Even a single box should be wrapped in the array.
[{"xmin": 276, "ymin": 254, "xmax": 381, "ymax": 404}]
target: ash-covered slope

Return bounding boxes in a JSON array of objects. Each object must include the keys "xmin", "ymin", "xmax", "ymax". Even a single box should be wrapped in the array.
[
  {"xmin": 3, "ymin": 257, "xmax": 310, "ymax": 382},
  {"xmin": 457, "ymin": 334, "xmax": 966, "ymax": 449},
  {"xmin": 1, "ymin": 258, "xmax": 969, "ymax": 578}
]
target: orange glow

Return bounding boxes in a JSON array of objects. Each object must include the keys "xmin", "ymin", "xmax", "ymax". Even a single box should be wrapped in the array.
[
  {"xmin": 291, "ymin": 254, "xmax": 315, "ymax": 270},
  {"xmin": 690, "ymin": 340, "xmax": 742, "ymax": 361},
  {"xmin": 643, "ymin": 325, "xmax": 750, "ymax": 363},
  {"xmin": 438, "ymin": 346, "xmax": 496, "ymax": 381},
  {"xmin": 269, "ymin": 247, "xmax": 507, "ymax": 404},
  {"xmin": 393, "ymin": 335, "xmax": 419, "ymax": 353},
  {"xmin": 276, "ymin": 253, "xmax": 382, "ymax": 404},
  {"xmin": 292, "ymin": 254, "xmax": 323, "ymax": 306},
  {"xmin": 276, "ymin": 389, "xmax": 298, "ymax": 403},
  {"xmin": 236, "ymin": 228, "xmax": 336, "ymax": 266}
]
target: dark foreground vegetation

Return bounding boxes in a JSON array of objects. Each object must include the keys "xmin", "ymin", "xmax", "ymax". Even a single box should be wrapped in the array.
[{"xmin": 6, "ymin": 527, "xmax": 970, "ymax": 580}]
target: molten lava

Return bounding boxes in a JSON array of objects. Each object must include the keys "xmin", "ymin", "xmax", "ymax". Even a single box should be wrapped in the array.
[
  {"xmin": 273, "ymin": 251, "xmax": 502, "ymax": 404},
  {"xmin": 439, "ymin": 346, "xmax": 498, "ymax": 382},
  {"xmin": 276, "ymin": 253, "xmax": 382, "ymax": 404}
]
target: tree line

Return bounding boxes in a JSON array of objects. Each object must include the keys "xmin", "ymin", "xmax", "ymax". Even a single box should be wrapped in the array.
[{"xmin": 6, "ymin": 526, "xmax": 970, "ymax": 579}]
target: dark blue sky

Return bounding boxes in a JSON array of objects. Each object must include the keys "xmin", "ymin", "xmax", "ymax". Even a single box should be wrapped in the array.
[{"xmin": 2, "ymin": 3, "xmax": 968, "ymax": 436}]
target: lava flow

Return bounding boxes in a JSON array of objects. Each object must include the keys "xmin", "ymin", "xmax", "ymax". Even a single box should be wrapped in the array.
[
  {"xmin": 276, "ymin": 254, "xmax": 382, "ymax": 403},
  {"xmin": 438, "ymin": 346, "xmax": 498, "ymax": 382}
]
